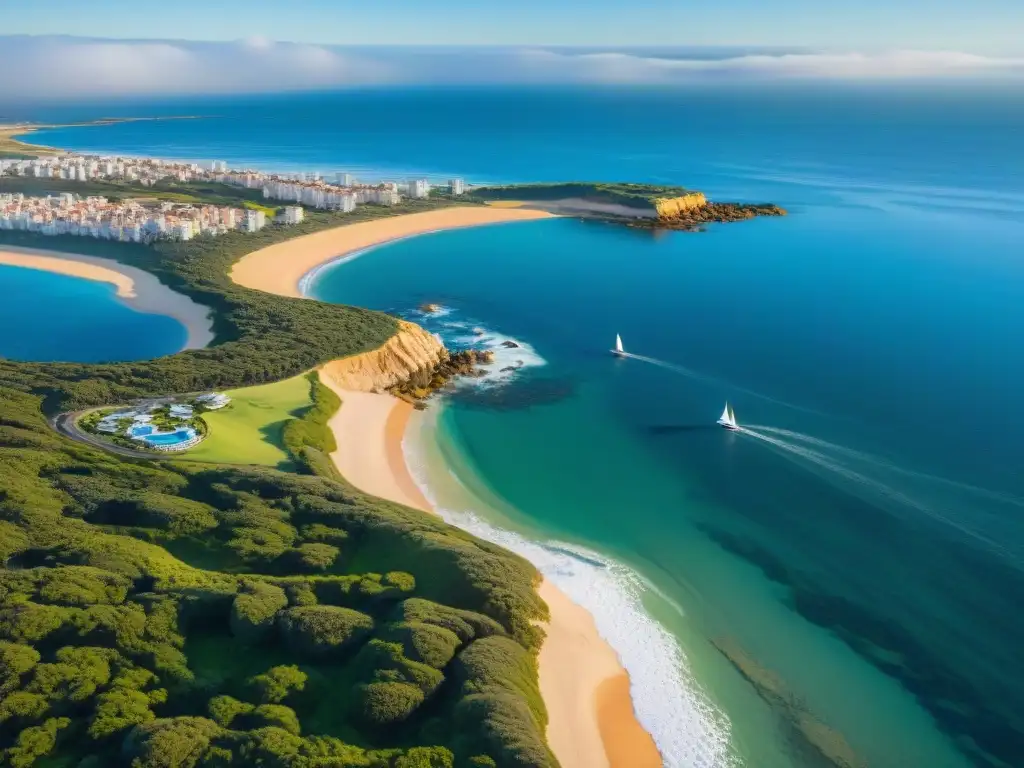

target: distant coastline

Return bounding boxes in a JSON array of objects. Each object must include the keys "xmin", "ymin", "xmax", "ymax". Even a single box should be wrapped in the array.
[
  {"xmin": 0, "ymin": 115, "xmax": 204, "ymax": 158},
  {"xmin": 0, "ymin": 246, "xmax": 214, "ymax": 349}
]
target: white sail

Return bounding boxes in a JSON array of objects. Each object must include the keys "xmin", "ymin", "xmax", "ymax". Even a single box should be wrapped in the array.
[
  {"xmin": 615, "ymin": 334, "xmax": 624, "ymax": 353},
  {"xmin": 718, "ymin": 402, "xmax": 737, "ymax": 428},
  {"xmin": 719, "ymin": 403, "xmax": 732, "ymax": 423}
]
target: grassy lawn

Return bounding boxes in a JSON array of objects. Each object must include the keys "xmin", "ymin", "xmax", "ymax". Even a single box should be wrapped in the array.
[
  {"xmin": 243, "ymin": 199, "xmax": 279, "ymax": 217},
  {"xmin": 180, "ymin": 374, "xmax": 313, "ymax": 468}
]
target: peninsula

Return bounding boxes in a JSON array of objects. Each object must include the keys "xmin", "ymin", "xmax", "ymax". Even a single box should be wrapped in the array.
[{"xmin": 470, "ymin": 182, "xmax": 787, "ymax": 230}]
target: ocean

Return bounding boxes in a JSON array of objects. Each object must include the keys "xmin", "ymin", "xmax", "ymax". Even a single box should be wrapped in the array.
[{"xmin": 21, "ymin": 85, "xmax": 1024, "ymax": 767}]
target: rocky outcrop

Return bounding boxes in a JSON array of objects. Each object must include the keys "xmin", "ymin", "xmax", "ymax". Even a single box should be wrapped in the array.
[
  {"xmin": 627, "ymin": 202, "xmax": 787, "ymax": 231},
  {"xmin": 320, "ymin": 320, "xmax": 446, "ymax": 393},
  {"xmin": 389, "ymin": 349, "xmax": 495, "ymax": 403},
  {"xmin": 653, "ymin": 192, "xmax": 707, "ymax": 218}
]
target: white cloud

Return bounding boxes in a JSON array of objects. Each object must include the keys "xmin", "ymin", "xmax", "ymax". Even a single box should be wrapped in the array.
[
  {"xmin": 513, "ymin": 48, "xmax": 1024, "ymax": 82},
  {"xmin": 0, "ymin": 36, "xmax": 1021, "ymax": 100},
  {"xmin": 0, "ymin": 36, "xmax": 394, "ymax": 99}
]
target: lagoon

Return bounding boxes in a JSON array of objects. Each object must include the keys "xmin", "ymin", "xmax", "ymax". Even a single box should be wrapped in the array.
[{"xmin": 0, "ymin": 264, "xmax": 189, "ymax": 363}]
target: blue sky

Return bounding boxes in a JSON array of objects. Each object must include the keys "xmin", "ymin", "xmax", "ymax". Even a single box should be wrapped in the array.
[{"xmin": 2, "ymin": 0, "xmax": 1023, "ymax": 53}]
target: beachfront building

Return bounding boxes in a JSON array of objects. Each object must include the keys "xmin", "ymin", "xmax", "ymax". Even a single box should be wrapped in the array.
[
  {"xmin": 243, "ymin": 209, "xmax": 267, "ymax": 233},
  {"xmin": 0, "ymin": 194, "xmax": 247, "ymax": 243},
  {"xmin": 281, "ymin": 206, "xmax": 305, "ymax": 225},
  {"xmin": 354, "ymin": 187, "xmax": 401, "ymax": 206},
  {"xmin": 409, "ymin": 179, "xmax": 431, "ymax": 199},
  {"xmin": 196, "ymin": 392, "xmax": 231, "ymax": 410},
  {"xmin": 449, "ymin": 178, "xmax": 466, "ymax": 196},
  {"xmin": 262, "ymin": 180, "xmax": 358, "ymax": 212}
]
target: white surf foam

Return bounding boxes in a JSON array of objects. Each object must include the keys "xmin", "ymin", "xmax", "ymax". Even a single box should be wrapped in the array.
[
  {"xmin": 403, "ymin": 430, "xmax": 735, "ymax": 768},
  {"xmin": 408, "ymin": 305, "xmax": 547, "ymax": 386}
]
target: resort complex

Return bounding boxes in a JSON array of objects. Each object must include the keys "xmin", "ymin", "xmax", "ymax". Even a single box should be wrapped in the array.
[{"xmin": 84, "ymin": 392, "xmax": 231, "ymax": 451}]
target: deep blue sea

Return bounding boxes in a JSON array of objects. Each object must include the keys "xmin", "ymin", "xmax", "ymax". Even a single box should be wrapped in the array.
[
  {"xmin": 21, "ymin": 85, "xmax": 1024, "ymax": 767},
  {"xmin": 0, "ymin": 265, "xmax": 188, "ymax": 363}
]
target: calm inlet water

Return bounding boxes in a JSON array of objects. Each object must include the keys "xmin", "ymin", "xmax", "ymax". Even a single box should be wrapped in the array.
[
  {"xmin": 0, "ymin": 265, "xmax": 188, "ymax": 363},
  {"xmin": 23, "ymin": 86, "xmax": 1024, "ymax": 767}
]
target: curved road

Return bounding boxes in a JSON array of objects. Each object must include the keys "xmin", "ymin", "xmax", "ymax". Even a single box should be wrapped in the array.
[{"xmin": 52, "ymin": 409, "xmax": 163, "ymax": 460}]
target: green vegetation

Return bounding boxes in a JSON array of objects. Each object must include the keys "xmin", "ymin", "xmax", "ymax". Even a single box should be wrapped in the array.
[
  {"xmin": 0, "ymin": 388, "xmax": 554, "ymax": 766},
  {"xmin": 182, "ymin": 374, "xmax": 316, "ymax": 469},
  {"xmin": 282, "ymin": 373, "xmax": 343, "ymax": 478},
  {"xmin": 469, "ymin": 181, "xmax": 692, "ymax": 209},
  {"xmin": 0, "ymin": 190, "xmax": 557, "ymax": 766},
  {"xmin": 244, "ymin": 200, "xmax": 280, "ymax": 218}
]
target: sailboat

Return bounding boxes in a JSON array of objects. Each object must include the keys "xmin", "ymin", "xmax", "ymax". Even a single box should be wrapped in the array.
[
  {"xmin": 612, "ymin": 334, "xmax": 625, "ymax": 356},
  {"xmin": 717, "ymin": 402, "xmax": 739, "ymax": 430}
]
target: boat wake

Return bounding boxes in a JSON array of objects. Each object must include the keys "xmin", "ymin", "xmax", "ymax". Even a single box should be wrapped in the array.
[
  {"xmin": 735, "ymin": 425, "xmax": 1024, "ymax": 566},
  {"xmin": 749, "ymin": 425, "xmax": 1024, "ymax": 510}
]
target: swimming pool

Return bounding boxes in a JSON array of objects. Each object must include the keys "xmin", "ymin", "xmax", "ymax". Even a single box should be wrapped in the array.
[{"xmin": 128, "ymin": 424, "xmax": 197, "ymax": 448}]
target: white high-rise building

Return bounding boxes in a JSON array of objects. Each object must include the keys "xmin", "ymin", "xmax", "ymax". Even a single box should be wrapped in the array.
[
  {"xmin": 409, "ymin": 179, "xmax": 431, "ymax": 199},
  {"xmin": 337, "ymin": 173, "xmax": 355, "ymax": 187},
  {"xmin": 243, "ymin": 209, "xmax": 266, "ymax": 232},
  {"xmin": 173, "ymin": 221, "xmax": 194, "ymax": 241},
  {"xmin": 211, "ymin": 160, "xmax": 228, "ymax": 172},
  {"xmin": 281, "ymin": 206, "xmax": 305, "ymax": 225},
  {"xmin": 449, "ymin": 178, "xmax": 466, "ymax": 196}
]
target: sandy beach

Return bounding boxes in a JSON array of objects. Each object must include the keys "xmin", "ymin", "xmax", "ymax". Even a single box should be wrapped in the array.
[
  {"xmin": 231, "ymin": 206, "xmax": 555, "ymax": 298},
  {"xmin": 318, "ymin": 370, "xmax": 662, "ymax": 768},
  {"xmin": 0, "ymin": 246, "xmax": 214, "ymax": 350}
]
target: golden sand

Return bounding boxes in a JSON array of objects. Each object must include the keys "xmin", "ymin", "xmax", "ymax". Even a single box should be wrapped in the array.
[
  {"xmin": 317, "ymin": 376, "xmax": 662, "ymax": 768},
  {"xmin": 231, "ymin": 206, "xmax": 555, "ymax": 299}
]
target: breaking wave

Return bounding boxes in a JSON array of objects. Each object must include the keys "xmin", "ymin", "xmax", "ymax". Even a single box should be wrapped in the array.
[{"xmin": 404, "ymin": 417, "xmax": 735, "ymax": 768}]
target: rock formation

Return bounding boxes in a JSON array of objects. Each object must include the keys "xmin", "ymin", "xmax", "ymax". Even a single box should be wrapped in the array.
[
  {"xmin": 653, "ymin": 192, "xmax": 708, "ymax": 218},
  {"xmin": 320, "ymin": 320, "xmax": 446, "ymax": 393},
  {"xmin": 320, "ymin": 320, "xmax": 497, "ymax": 404}
]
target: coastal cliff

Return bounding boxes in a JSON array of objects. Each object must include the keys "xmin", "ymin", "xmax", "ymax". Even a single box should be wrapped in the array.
[
  {"xmin": 320, "ymin": 320, "xmax": 445, "ymax": 392},
  {"xmin": 653, "ymin": 192, "xmax": 708, "ymax": 218}
]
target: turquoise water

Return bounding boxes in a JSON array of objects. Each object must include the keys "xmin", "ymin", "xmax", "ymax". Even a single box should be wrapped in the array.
[
  {"xmin": 129, "ymin": 425, "xmax": 197, "ymax": 446},
  {"xmin": 23, "ymin": 86, "xmax": 1024, "ymax": 767},
  {"xmin": 0, "ymin": 265, "xmax": 188, "ymax": 363},
  {"xmin": 311, "ymin": 209, "xmax": 1024, "ymax": 767}
]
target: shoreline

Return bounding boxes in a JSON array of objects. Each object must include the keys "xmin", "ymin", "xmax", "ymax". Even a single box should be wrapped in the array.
[
  {"xmin": 1, "ymin": 117, "xmax": 204, "ymax": 158},
  {"xmin": 0, "ymin": 246, "xmax": 214, "ymax": 350},
  {"xmin": 231, "ymin": 206, "xmax": 556, "ymax": 299},
  {"xmin": 317, "ymin": 371, "xmax": 662, "ymax": 768}
]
